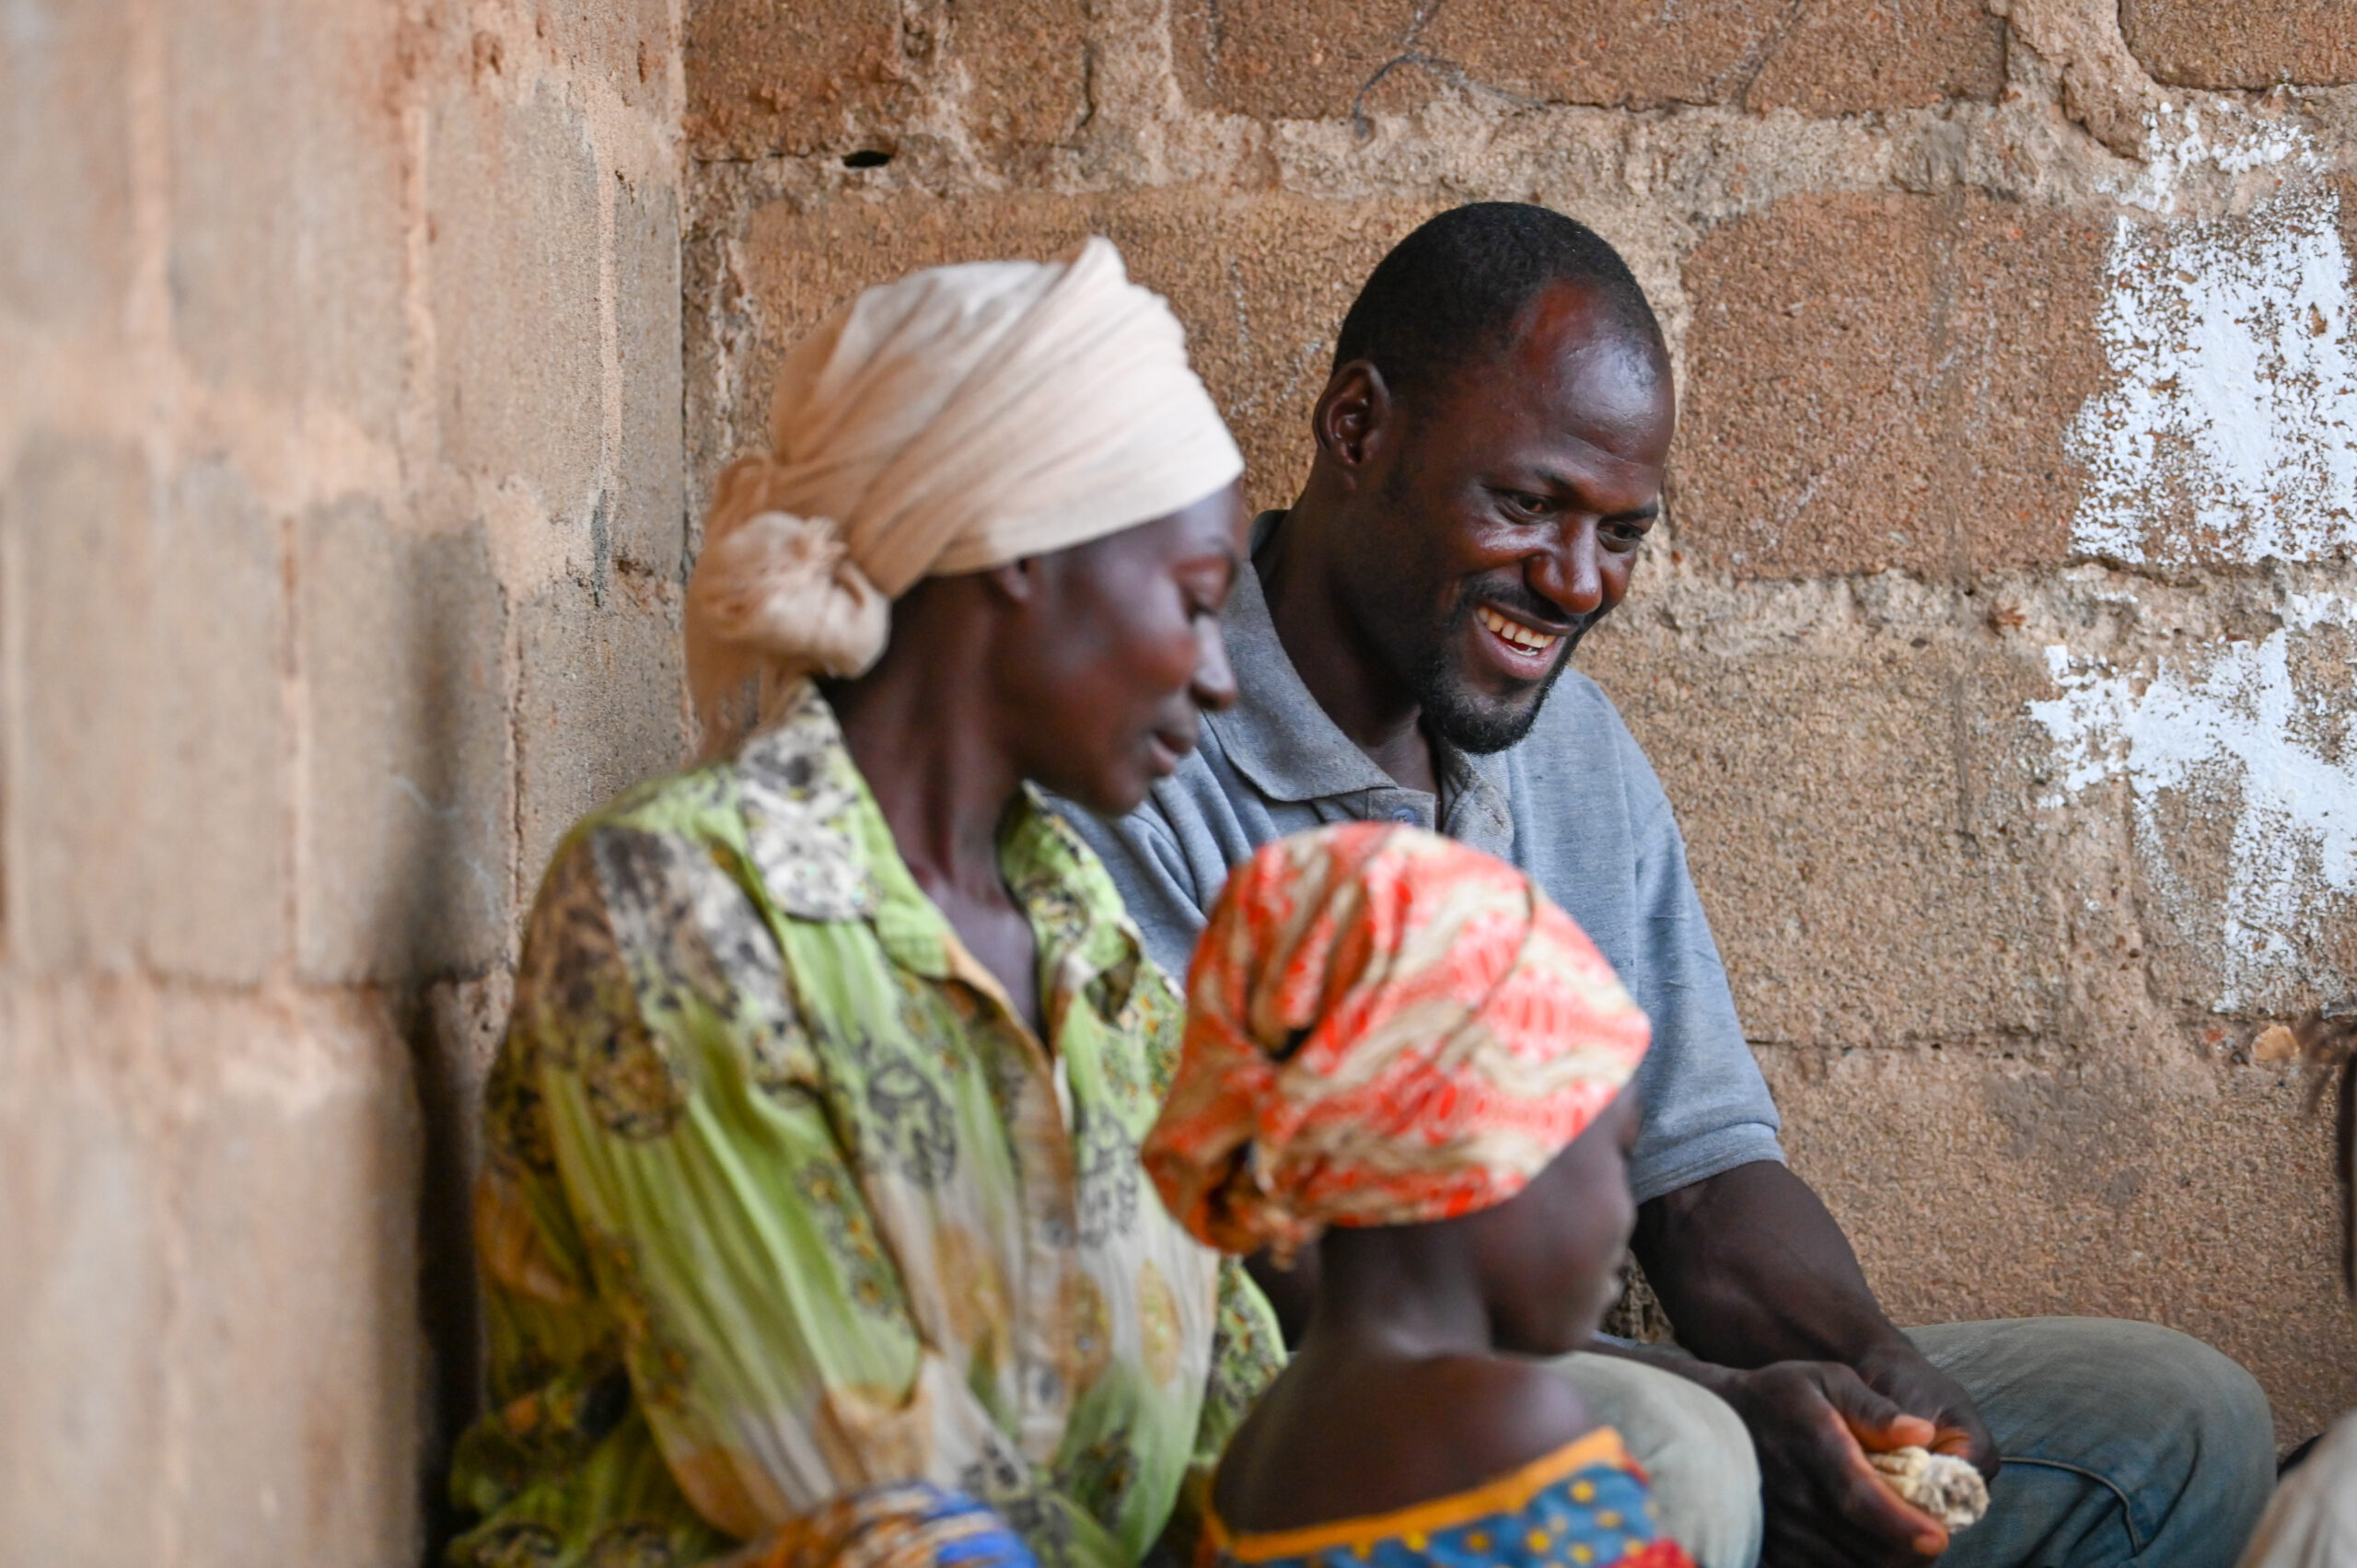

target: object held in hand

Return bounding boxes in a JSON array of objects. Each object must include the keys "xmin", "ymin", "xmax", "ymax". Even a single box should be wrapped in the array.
[{"xmin": 1868, "ymin": 1446, "xmax": 1991, "ymax": 1531}]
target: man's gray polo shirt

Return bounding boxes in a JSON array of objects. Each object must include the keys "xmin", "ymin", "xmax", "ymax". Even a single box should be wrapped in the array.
[{"xmin": 1056, "ymin": 522, "xmax": 1783, "ymax": 1204}]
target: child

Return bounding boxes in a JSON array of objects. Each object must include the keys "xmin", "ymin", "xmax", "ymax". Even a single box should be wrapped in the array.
[
  {"xmin": 2234, "ymin": 1014, "xmax": 2357, "ymax": 1567},
  {"xmin": 1141, "ymin": 823, "xmax": 1692, "ymax": 1568}
]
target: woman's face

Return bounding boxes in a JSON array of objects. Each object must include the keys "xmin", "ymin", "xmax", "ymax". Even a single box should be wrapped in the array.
[
  {"xmin": 1469, "ymin": 1086, "xmax": 1643, "ymax": 1357},
  {"xmin": 994, "ymin": 482, "xmax": 1253, "ymax": 817}
]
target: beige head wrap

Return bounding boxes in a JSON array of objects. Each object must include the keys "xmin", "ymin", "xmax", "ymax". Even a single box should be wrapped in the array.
[{"xmin": 687, "ymin": 237, "xmax": 1243, "ymax": 749}]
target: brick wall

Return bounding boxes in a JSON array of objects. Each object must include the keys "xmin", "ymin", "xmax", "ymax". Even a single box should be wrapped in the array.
[
  {"xmin": 7, "ymin": 2, "xmax": 2357, "ymax": 1562},
  {"xmin": 684, "ymin": 0, "xmax": 2357, "ymax": 1446},
  {"xmin": 0, "ymin": 0, "xmax": 688, "ymax": 1561}
]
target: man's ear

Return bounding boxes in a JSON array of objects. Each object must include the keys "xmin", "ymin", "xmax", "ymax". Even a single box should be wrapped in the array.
[{"xmin": 1311, "ymin": 360, "xmax": 1395, "ymax": 480}]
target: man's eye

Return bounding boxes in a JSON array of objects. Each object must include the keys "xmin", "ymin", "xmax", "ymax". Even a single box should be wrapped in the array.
[{"xmin": 1506, "ymin": 493, "xmax": 1550, "ymax": 516}]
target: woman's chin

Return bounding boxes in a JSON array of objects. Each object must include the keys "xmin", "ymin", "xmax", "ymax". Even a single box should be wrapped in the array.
[
  {"xmin": 1034, "ymin": 763, "xmax": 1146, "ymax": 820},
  {"xmin": 1029, "ymin": 731, "xmax": 1185, "ymax": 819}
]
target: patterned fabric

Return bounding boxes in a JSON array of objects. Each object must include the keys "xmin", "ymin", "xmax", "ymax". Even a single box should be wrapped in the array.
[
  {"xmin": 1142, "ymin": 824, "xmax": 1650, "ymax": 1262},
  {"xmin": 448, "ymin": 683, "xmax": 1284, "ymax": 1568},
  {"xmin": 747, "ymin": 1482, "xmax": 1037, "ymax": 1568},
  {"xmin": 1201, "ymin": 1431, "xmax": 1693, "ymax": 1568}
]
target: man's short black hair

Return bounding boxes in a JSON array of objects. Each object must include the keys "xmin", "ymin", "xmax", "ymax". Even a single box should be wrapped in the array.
[{"xmin": 1333, "ymin": 202, "xmax": 1666, "ymax": 398}]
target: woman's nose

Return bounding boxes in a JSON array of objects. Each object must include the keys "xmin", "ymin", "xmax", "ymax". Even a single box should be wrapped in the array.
[{"xmin": 1191, "ymin": 618, "xmax": 1239, "ymax": 711}]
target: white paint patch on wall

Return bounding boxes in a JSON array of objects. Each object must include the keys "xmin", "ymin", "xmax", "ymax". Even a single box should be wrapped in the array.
[
  {"xmin": 2028, "ymin": 596, "xmax": 2357, "ymax": 1012},
  {"xmin": 2126, "ymin": 103, "xmax": 2322, "ymax": 215},
  {"xmin": 2038, "ymin": 114, "xmax": 2357, "ymax": 1010},
  {"xmin": 2070, "ymin": 114, "xmax": 2357, "ymax": 566}
]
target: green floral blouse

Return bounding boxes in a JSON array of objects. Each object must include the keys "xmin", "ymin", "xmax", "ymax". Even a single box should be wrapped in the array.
[{"xmin": 448, "ymin": 684, "xmax": 1283, "ymax": 1568}]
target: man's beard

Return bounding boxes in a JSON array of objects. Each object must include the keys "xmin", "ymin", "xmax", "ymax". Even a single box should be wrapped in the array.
[{"xmin": 1403, "ymin": 592, "xmax": 1604, "ymax": 755}]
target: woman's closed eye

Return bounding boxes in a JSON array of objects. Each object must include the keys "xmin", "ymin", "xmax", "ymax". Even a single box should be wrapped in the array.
[{"xmin": 1181, "ymin": 558, "xmax": 1239, "ymax": 619}]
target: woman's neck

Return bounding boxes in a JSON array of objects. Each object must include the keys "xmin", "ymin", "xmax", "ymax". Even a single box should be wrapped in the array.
[
  {"xmin": 828, "ymin": 666, "xmax": 1020, "ymax": 903},
  {"xmin": 819, "ymin": 585, "xmax": 1047, "ymax": 1032}
]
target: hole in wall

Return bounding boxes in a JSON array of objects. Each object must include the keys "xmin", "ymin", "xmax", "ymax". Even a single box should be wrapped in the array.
[{"xmin": 842, "ymin": 149, "xmax": 893, "ymax": 168}]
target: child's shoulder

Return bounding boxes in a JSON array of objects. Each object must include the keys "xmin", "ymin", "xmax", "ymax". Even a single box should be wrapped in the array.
[
  {"xmin": 1400, "ymin": 1353, "xmax": 1601, "ymax": 1486},
  {"xmin": 1215, "ymin": 1353, "xmax": 1603, "ymax": 1537}
]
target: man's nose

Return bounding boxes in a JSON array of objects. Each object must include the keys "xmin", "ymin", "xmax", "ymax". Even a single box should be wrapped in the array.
[
  {"xmin": 1191, "ymin": 618, "xmax": 1239, "ymax": 711},
  {"xmin": 1528, "ymin": 521, "xmax": 1606, "ymax": 617}
]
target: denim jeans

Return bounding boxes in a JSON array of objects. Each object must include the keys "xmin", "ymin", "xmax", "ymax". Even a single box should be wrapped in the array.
[{"xmin": 1556, "ymin": 1318, "xmax": 2276, "ymax": 1568}]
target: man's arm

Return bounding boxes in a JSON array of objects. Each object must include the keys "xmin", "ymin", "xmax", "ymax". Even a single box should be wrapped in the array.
[
  {"xmin": 1622, "ymin": 1162, "xmax": 1995, "ymax": 1565},
  {"xmin": 1636, "ymin": 1158, "xmax": 1917, "ymax": 1369},
  {"xmin": 1602, "ymin": 714, "xmax": 1992, "ymax": 1566}
]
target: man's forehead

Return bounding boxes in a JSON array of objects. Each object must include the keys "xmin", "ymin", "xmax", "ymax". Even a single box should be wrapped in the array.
[
  {"xmin": 1513, "ymin": 277, "xmax": 1624, "ymax": 345},
  {"xmin": 1442, "ymin": 319, "xmax": 1673, "ymax": 471},
  {"xmin": 1511, "ymin": 289, "xmax": 1668, "ymax": 390}
]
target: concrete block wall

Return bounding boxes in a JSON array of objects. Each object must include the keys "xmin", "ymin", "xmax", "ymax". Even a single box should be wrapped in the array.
[
  {"xmin": 684, "ymin": 0, "xmax": 2357, "ymax": 1443},
  {"xmin": 0, "ymin": 0, "xmax": 689, "ymax": 1561},
  {"xmin": 7, "ymin": 2, "xmax": 2357, "ymax": 1558}
]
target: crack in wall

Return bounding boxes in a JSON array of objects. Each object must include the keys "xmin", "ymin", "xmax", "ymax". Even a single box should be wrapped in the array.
[{"xmin": 1345, "ymin": 0, "xmax": 1548, "ymax": 140}]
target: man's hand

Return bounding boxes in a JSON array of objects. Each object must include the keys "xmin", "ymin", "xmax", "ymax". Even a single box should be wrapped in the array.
[
  {"xmin": 1724, "ymin": 1361, "xmax": 1956, "ymax": 1567},
  {"xmin": 1630, "ymin": 1164, "xmax": 2004, "ymax": 1564},
  {"xmin": 1852, "ymin": 1336, "xmax": 1998, "ymax": 1474}
]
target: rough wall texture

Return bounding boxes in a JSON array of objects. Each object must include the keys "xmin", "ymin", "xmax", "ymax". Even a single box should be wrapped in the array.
[
  {"xmin": 8, "ymin": 0, "xmax": 2357, "ymax": 1558},
  {"xmin": 0, "ymin": 0, "xmax": 688, "ymax": 1561},
  {"xmin": 684, "ymin": 0, "xmax": 2357, "ymax": 1445}
]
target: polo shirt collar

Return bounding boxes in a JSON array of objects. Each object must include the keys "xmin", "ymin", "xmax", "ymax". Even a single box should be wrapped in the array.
[
  {"xmin": 1209, "ymin": 516, "xmax": 1516, "ymax": 854},
  {"xmin": 1208, "ymin": 514, "xmax": 1401, "ymax": 804}
]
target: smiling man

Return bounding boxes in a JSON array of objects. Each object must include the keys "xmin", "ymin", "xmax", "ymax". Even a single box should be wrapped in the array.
[{"xmin": 1061, "ymin": 204, "xmax": 2275, "ymax": 1568}]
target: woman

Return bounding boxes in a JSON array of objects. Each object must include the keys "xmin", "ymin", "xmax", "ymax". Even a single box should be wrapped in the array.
[
  {"xmin": 1141, "ymin": 822, "xmax": 1693, "ymax": 1568},
  {"xmin": 447, "ymin": 239, "xmax": 1282, "ymax": 1568}
]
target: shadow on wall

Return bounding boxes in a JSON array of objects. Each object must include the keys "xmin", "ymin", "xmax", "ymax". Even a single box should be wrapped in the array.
[{"xmin": 410, "ymin": 983, "xmax": 495, "ymax": 1559}]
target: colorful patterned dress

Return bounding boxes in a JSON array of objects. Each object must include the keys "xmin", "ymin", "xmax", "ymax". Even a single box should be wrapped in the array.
[
  {"xmin": 447, "ymin": 684, "xmax": 1283, "ymax": 1568},
  {"xmin": 1200, "ymin": 1432, "xmax": 1693, "ymax": 1568}
]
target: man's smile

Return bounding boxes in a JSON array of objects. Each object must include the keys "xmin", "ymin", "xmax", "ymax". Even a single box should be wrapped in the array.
[
  {"xmin": 1475, "ymin": 603, "xmax": 1562, "ymax": 655},
  {"xmin": 1473, "ymin": 602, "xmax": 1568, "ymax": 675}
]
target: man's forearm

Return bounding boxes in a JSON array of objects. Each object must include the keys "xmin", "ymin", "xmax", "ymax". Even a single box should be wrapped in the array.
[
  {"xmin": 1630, "ymin": 1159, "xmax": 1909, "ymax": 1371},
  {"xmin": 1581, "ymin": 1336, "xmax": 1752, "ymax": 1404}
]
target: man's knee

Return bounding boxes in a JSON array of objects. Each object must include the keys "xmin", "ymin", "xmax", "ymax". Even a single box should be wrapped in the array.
[
  {"xmin": 1912, "ymin": 1318, "xmax": 2274, "ymax": 1562},
  {"xmin": 2117, "ymin": 1324, "xmax": 2275, "ymax": 1522},
  {"xmin": 1550, "ymin": 1352, "xmax": 1762, "ymax": 1568}
]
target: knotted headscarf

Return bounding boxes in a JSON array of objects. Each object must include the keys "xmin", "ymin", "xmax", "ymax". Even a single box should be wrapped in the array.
[
  {"xmin": 1142, "ymin": 823, "xmax": 1652, "ymax": 1263},
  {"xmin": 687, "ymin": 237, "xmax": 1243, "ymax": 750}
]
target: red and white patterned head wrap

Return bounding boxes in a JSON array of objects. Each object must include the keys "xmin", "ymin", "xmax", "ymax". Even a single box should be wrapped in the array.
[{"xmin": 1142, "ymin": 823, "xmax": 1652, "ymax": 1262}]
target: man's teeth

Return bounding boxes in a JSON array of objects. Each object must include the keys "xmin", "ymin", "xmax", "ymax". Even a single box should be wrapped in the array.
[{"xmin": 1477, "ymin": 606, "xmax": 1560, "ymax": 654}]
